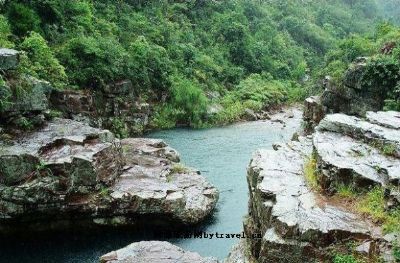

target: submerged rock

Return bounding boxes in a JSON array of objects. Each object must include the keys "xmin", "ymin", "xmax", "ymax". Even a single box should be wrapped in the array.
[
  {"xmin": 0, "ymin": 119, "xmax": 218, "ymax": 232},
  {"xmin": 100, "ymin": 241, "xmax": 219, "ymax": 263},
  {"xmin": 245, "ymin": 136, "xmax": 383, "ymax": 262}
]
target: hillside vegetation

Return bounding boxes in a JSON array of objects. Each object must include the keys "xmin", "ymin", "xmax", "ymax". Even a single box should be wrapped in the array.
[{"xmin": 0, "ymin": 0, "xmax": 389, "ymax": 128}]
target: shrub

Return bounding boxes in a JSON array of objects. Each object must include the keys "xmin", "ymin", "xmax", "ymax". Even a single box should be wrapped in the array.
[
  {"xmin": 6, "ymin": 2, "xmax": 41, "ymax": 37},
  {"xmin": 0, "ymin": 15, "xmax": 13, "ymax": 48},
  {"xmin": 169, "ymin": 75, "xmax": 208, "ymax": 127},
  {"xmin": 19, "ymin": 32, "xmax": 67, "ymax": 88},
  {"xmin": 59, "ymin": 36, "xmax": 126, "ymax": 88}
]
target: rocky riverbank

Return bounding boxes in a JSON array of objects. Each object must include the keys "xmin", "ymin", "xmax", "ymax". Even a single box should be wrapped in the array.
[{"xmin": 0, "ymin": 118, "xmax": 218, "ymax": 233}]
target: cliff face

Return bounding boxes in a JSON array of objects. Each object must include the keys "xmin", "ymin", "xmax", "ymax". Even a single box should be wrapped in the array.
[{"xmin": 243, "ymin": 108, "xmax": 400, "ymax": 262}]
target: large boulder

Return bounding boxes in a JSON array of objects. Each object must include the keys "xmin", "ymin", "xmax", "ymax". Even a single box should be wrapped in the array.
[
  {"xmin": 245, "ymin": 136, "xmax": 384, "ymax": 262},
  {"xmin": 100, "ymin": 241, "xmax": 219, "ymax": 263},
  {"xmin": 320, "ymin": 58, "xmax": 399, "ymax": 117},
  {"xmin": 0, "ymin": 48, "xmax": 19, "ymax": 70},
  {"xmin": 0, "ymin": 119, "xmax": 218, "ymax": 232},
  {"xmin": 313, "ymin": 112, "xmax": 400, "ymax": 193}
]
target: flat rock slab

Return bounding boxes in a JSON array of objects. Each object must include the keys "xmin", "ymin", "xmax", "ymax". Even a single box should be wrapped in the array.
[
  {"xmin": 0, "ymin": 118, "xmax": 117, "ymax": 187},
  {"xmin": 109, "ymin": 138, "xmax": 219, "ymax": 225},
  {"xmin": 314, "ymin": 130, "xmax": 400, "ymax": 189},
  {"xmin": 366, "ymin": 111, "xmax": 400, "ymax": 130},
  {"xmin": 100, "ymin": 241, "xmax": 219, "ymax": 263},
  {"xmin": 317, "ymin": 113, "xmax": 400, "ymax": 157},
  {"xmin": 0, "ymin": 120, "xmax": 218, "ymax": 231},
  {"xmin": 246, "ymin": 137, "xmax": 380, "ymax": 262}
]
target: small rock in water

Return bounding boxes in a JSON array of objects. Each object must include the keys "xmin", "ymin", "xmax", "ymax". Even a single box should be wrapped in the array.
[{"xmin": 100, "ymin": 241, "xmax": 219, "ymax": 263}]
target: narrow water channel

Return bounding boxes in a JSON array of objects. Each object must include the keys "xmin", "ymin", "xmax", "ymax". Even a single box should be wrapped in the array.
[{"xmin": 0, "ymin": 109, "xmax": 302, "ymax": 262}]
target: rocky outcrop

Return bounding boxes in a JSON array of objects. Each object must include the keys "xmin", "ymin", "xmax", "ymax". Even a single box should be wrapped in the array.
[
  {"xmin": 100, "ymin": 241, "xmax": 219, "ymax": 263},
  {"xmin": 0, "ymin": 118, "xmax": 218, "ymax": 233},
  {"xmin": 224, "ymin": 240, "xmax": 253, "ymax": 263},
  {"xmin": 0, "ymin": 48, "xmax": 19, "ymax": 70},
  {"xmin": 0, "ymin": 48, "xmax": 53, "ymax": 132},
  {"xmin": 303, "ymin": 96, "xmax": 325, "ymax": 133},
  {"xmin": 313, "ymin": 113, "xmax": 400, "ymax": 193},
  {"xmin": 245, "ymin": 136, "xmax": 383, "ymax": 262},
  {"xmin": 317, "ymin": 113, "xmax": 400, "ymax": 158},
  {"xmin": 319, "ymin": 58, "xmax": 399, "ymax": 117},
  {"xmin": 50, "ymin": 82, "xmax": 151, "ymax": 136}
]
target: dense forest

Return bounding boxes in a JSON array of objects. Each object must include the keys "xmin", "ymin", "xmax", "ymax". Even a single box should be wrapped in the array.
[{"xmin": 0, "ymin": 0, "xmax": 399, "ymax": 130}]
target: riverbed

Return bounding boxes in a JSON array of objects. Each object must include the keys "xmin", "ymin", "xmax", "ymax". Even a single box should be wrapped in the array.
[{"xmin": 0, "ymin": 108, "xmax": 302, "ymax": 262}]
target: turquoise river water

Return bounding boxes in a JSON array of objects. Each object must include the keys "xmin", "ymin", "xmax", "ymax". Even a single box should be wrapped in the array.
[{"xmin": 0, "ymin": 110, "xmax": 301, "ymax": 262}]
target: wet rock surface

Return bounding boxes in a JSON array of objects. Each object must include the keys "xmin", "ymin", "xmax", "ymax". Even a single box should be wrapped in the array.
[
  {"xmin": 314, "ymin": 130, "xmax": 400, "ymax": 191},
  {"xmin": 0, "ymin": 119, "xmax": 218, "ymax": 232},
  {"xmin": 100, "ymin": 241, "xmax": 219, "ymax": 263},
  {"xmin": 245, "ymin": 135, "xmax": 384, "ymax": 262},
  {"xmin": 317, "ymin": 113, "xmax": 400, "ymax": 158}
]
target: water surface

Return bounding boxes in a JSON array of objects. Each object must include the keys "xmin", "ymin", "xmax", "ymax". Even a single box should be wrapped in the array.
[{"xmin": 0, "ymin": 109, "xmax": 301, "ymax": 262}]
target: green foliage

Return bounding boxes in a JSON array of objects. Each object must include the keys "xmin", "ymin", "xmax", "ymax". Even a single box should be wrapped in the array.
[
  {"xmin": 358, "ymin": 187, "xmax": 400, "ymax": 233},
  {"xmin": 333, "ymin": 254, "xmax": 360, "ymax": 263},
  {"xmin": 59, "ymin": 36, "xmax": 126, "ymax": 88},
  {"xmin": 14, "ymin": 116, "xmax": 34, "ymax": 131},
  {"xmin": 170, "ymin": 163, "xmax": 189, "ymax": 174},
  {"xmin": 336, "ymin": 184, "xmax": 358, "ymax": 199},
  {"xmin": 110, "ymin": 117, "xmax": 129, "ymax": 139},
  {"xmin": 18, "ymin": 32, "xmax": 66, "ymax": 88},
  {"xmin": 304, "ymin": 155, "xmax": 319, "ymax": 190},
  {"xmin": 126, "ymin": 36, "xmax": 171, "ymax": 93},
  {"xmin": 213, "ymin": 74, "xmax": 288, "ymax": 124},
  {"xmin": 6, "ymin": 2, "xmax": 41, "ymax": 37},
  {"xmin": 0, "ymin": 0, "xmax": 388, "ymax": 127},
  {"xmin": 393, "ymin": 244, "xmax": 400, "ymax": 261},
  {"xmin": 169, "ymin": 75, "xmax": 208, "ymax": 127},
  {"xmin": 0, "ymin": 15, "xmax": 13, "ymax": 48}
]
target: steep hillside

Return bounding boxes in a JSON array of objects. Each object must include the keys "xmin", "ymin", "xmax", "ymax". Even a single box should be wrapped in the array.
[{"xmin": 0, "ymin": 0, "xmax": 382, "ymax": 133}]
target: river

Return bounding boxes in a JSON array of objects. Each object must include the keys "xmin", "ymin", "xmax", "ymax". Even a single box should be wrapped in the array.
[{"xmin": 0, "ymin": 108, "xmax": 302, "ymax": 263}]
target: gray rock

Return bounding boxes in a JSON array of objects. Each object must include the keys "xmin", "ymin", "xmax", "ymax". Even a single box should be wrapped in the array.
[
  {"xmin": 313, "ymin": 130, "xmax": 400, "ymax": 190},
  {"xmin": 243, "ymin": 108, "xmax": 257, "ymax": 121},
  {"xmin": 303, "ymin": 96, "xmax": 325, "ymax": 133},
  {"xmin": 0, "ymin": 48, "xmax": 19, "ymax": 70},
  {"xmin": 317, "ymin": 113, "xmax": 400, "ymax": 158},
  {"xmin": 0, "ymin": 119, "xmax": 218, "ymax": 232},
  {"xmin": 366, "ymin": 111, "xmax": 400, "ymax": 130},
  {"xmin": 50, "ymin": 89, "xmax": 95, "ymax": 115},
  {"xmin": 245, "ymin": 137, "xmax": 381, "ymax": 262},
  {"xmin": 320, "ymin": 59, "xmax": 398, "ymax": 116},
  {"xmin": 1, "ymin": 77, "xmax": 52, "ymax": 115},
  {"xmin": 207, "ymin": 103, "xmax": 223, "ymax": 116},
  {"xmin": 110, "ymin": 138, "xmax": 219, "ymax": 224},
  {"xmin": 102, "ymin": 80, "xmax": 134, "ymax": 95},
  {"xmin": 100, "ymin": 241, "xmax": 219, "ymax": 263},
  {"xmin": 224, "ymin": 240, "xmax": 252, "ymax": 263}
]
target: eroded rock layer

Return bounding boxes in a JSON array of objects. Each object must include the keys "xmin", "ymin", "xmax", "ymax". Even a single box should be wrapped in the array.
[
  {"xmin": 315, "ymin": 112, "xmax": 400, "ymax": 192},
  {"xmin": 0, "ymin": 119, "xmax": 218, "ymax": 232},
  {"xmin": 245, "ymin": 136, "xmax": 383, "ymax": 262}
]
